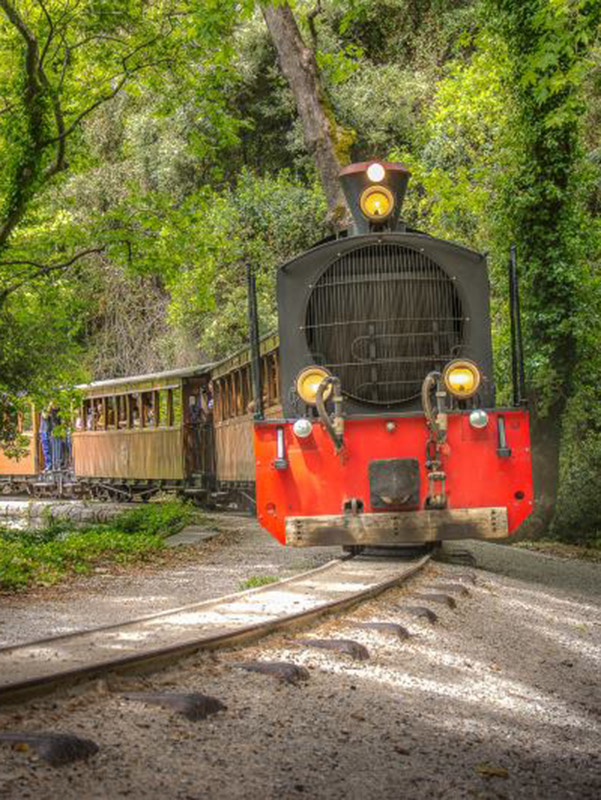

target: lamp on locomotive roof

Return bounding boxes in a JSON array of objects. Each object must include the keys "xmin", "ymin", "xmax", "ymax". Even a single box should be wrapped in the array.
[
  {"xmin": 366, "ymin": 162, "xmax": 386, "ymax": 182},
  {"xmin": 338, "ymin": 161, "xmax": 411, "ymax": 235}
]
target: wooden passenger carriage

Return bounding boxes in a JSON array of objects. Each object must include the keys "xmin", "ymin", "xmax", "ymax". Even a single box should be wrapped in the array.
[
  {"xmin": 72, "ymin": 365, "xmax": 215, "ymax": 500},
  {"xmin": 0, "ymin": 341, "xmax": 282, "ymax": 504}
]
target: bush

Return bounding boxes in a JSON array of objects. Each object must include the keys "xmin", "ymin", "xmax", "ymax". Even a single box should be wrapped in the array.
[{"xmin": 0, "ymin": 501, "xmax": 193, "ymax": 592}]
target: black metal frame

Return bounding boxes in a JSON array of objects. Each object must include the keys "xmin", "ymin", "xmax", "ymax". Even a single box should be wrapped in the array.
[
  {"xmin": 508, "ymin": 245, "xmax": 527, "ymax": 406},
  {"xmin": 246, "ymin": 262, "xmax": 264, "ymax": 421}
]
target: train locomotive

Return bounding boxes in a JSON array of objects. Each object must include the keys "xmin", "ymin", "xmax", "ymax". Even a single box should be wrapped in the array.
[
  {"xmin": 252, "ymin": 161, "xmax": 534, "ymax": 547},
  {"xmin": 0, "ymin": 161, "xmax": 534, "ymax": 550}
]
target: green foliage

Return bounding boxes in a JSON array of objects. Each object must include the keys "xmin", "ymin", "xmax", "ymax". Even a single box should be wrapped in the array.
[
  {"xmin": 0, "ymin": 500, "xmax": 192, "ymax": 592},
  {"xmin": 110, "ymin": 501, "xmax": 194, "ymax": 537},
  {"xmin": 238, "ymin": 574, "xmax": 279, "ymax": 590},
  {"xmin": 162, "ymin": 170, "xmax": 327, "ymax": 358},
  {"xmin": 0, "ymin": 0, "xmax": 248, "ymax": 442},
  {"xmin": 553, "ymin": 386, "xmax": 601, "ymax": 541},
  {"xmin": 485, "ymin": 0, "xmax": 601, "ymax": 403}
]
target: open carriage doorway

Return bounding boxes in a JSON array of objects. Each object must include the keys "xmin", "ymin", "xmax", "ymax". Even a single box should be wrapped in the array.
[{"xmin": 182, "ymin": 377, "xmax": 215, "ymax": 481}]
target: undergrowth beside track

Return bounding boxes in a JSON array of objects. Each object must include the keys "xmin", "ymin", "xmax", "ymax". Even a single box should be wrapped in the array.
[
  {"xmin": 0, "ymin": 501, "xmax": 194, "ymax": 592},
  {"xmin": 515, "ymin": 537, "xmax": 601, "ymax": 563}
]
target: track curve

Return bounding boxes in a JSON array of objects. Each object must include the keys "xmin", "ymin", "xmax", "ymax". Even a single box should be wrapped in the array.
[{"xmin": 0, "ymin": 553, "xmax": 430, "ymax": 704}]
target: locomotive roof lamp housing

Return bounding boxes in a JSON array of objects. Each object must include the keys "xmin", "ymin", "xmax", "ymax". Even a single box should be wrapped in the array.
[{"xmin": 339, "ymin": 161, "xmax": 411, "ymax": 235}]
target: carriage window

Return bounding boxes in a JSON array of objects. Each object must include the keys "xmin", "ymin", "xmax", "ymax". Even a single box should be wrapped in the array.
[
  {"xmin": 241, "ymin": 367, "xmax": 249, "ymax": 414},
  {"xmin": 213, "ymin": 381, "xmax": 221, "ymax": 422},
  {"xmin": 83, "ymin": 399, "xmax": 91, "ymax": 430},
  {"xmin": 106, "ymin": 397, "xmax": 117, "ymax": 429},
  {"xmin": 269, "ymin": 354, "xmax": 279, "ymax": 403},
  {"xmin": 220, "ymin": 378, "xmax": 228, "ymax": 420},
  {"xmin": 130, "ymin": 393, "xmax": 140, "ymax": 427},
  {"xmin": 152, "ymin": 389, "xmax": 159, "ymax": 428},
  {"xmin": 97, "ymin": 398, "xmax": 107, "ymax": 430},
  {"xmin": 234, "ymin": 372, "xmax": 242, "ymax": 416},
  {"xmin": 172, "ymin": 388, "xmax": 182, "ymax": 425},
  {"xmin": 159, "ymin": 390, "xmax": 170, "ymax": 427},
  {"xmin": 228, "ymin": 375, "xmax": 235, "ymax": 418},
  {"xmin": 117, "ymin": 396, "xmax": 128, "ymax": 428},
  {"xmin": 220, "ymin": 378, "xmax": 227, "ymax": 420},
  {"xmin": 89, "ymin": 399, "xmax": 99, "ymax": 430},
  {"xmin": 141, "ymin": 391, "xmax": 154, "ymax": 427}
]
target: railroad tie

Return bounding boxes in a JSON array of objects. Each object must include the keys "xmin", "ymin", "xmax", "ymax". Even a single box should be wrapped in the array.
[
  {"xmin": 296, "ymin": 638, "xmax": 370, "ymax": 661},
  {"xmin": 0, "ymin": 731, "xmax": 98, "ymax": 767},
  {"xmin": 122, "ymin": 692, "xmax": 226, "ymax": 721},
  {"xmin": 232, "ymin": 661, "xmax": 310, "ymax": 685}
]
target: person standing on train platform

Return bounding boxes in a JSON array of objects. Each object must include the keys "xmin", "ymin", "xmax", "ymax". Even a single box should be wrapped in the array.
[
  {"xmin": 39, "ymin": 407, "xmax": 53, "ymax": 471},
  {"xmin": 49, "ymin": 405, "xmax": 63, "ymax": 470}
]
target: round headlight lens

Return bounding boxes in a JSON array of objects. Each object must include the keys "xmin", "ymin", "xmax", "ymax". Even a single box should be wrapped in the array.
[
  {"xmin": 293, "ymin": 418, "xmax": 313, "ymax": 438},
  {"xmin": 359, "ymin": 185, "xmax": 394, "ymax": 221},
  {"xmin": 366, "ymin": 162, "xmax": 385, "ymax": 182},
  {"xmin": 469, "ymin": 409, "xmax": 489, "ymax": 429},
  {"xmin": 296, "ymin": 366, "xmax": 331, "ymax": 405},
  {"xmin": 443, "ymin": 359, "xmax": 482, "ymax": 399}
]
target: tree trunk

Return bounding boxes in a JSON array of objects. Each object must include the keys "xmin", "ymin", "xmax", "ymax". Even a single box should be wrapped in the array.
[
  {"xmin": 261, "ymin": 2, "xmax": 347, "ymax": 226},
  {"xmin": 512, "ymin": 398, "xmax": 563, "ymax": 541}
]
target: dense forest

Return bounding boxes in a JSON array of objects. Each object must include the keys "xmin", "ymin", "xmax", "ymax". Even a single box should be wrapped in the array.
[{"xmin": 0, "ymin": 0, "xmax": 599, "ymax": 542}]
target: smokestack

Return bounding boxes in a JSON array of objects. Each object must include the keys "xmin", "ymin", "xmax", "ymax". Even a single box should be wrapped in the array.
[{"xmin": 339, "ymin": 161, "xmax": 411, "ymax": 235}]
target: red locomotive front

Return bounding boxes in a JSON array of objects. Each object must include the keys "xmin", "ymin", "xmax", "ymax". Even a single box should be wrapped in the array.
[{"xmin": 251, "ymin": 162, "xmax": 534, "ymax": 547}]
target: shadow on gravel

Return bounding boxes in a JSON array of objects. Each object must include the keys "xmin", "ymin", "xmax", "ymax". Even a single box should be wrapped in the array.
[{"xmin": 442, "ymin": 540, "xmax": 601, "ymax": 597}]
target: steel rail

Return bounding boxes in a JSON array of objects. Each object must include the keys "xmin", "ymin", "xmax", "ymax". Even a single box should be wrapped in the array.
[{"xmin": 0, "ymin": 553, "xmax": 430, "ymax": 705}]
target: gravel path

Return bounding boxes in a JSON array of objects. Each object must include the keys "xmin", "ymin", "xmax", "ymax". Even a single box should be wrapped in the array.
[
  {"xmin": 0, "ymin": 514, "xmax": 334, "ymax": 647},
  {"xmin": 0, "ymin": 538, "xmax": 599, "ymax": 799}
]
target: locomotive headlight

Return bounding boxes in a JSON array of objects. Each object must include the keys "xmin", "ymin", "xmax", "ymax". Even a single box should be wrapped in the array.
[
  {"xmin": 366, "ymin": 162, "xmax": 385, "ymax": 182},
  {"xmin": 360, "ymin": 185, "xmax": 394, "ymax": 221},
  {"xmin": 443, "ymin": 359, "xmax": 481, "ymax": 399},
  {"xmin": 293, "ymin": 418, "xmax": 313, "ymax": 439},
  {"xmin": 296, "ymin": 366, "xmax": 332, "ymax": 405}
]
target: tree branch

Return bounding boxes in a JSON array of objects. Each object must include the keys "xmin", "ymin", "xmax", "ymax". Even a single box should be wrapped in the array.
[
  {"xmin": 0, "ymin": 246, "xmax": 106, "ymax": 302},
  {"xmin": 36, "ymin": 0, "xmax": 54, "ymax": 71},
  {"xmin": 306, "ymin": 0, "xmax": 323, "ymax": 47}
]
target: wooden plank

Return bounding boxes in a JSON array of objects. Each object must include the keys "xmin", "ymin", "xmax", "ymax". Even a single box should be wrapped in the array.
[
  {"xmin": 285, "ymin": 507, "xmax": 509, "ymax": 547},
  {"xmin": 72, "ymin": 429, "xmax": 185, "ymax": 480}
]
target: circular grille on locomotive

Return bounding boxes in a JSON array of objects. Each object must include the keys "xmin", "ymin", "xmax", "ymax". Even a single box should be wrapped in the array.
[{"xmin": 305, "ymin": 243, "xmax": 466, "ymax": 406}]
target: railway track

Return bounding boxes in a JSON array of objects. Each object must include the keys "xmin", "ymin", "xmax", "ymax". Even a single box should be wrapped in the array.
[{"xmin": 0, "ymin": 552, "xmax": 430, "ymax": 705}]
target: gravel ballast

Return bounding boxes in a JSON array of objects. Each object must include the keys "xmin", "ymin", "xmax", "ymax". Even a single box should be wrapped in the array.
[{"xmin": 0, "ymin": 537, "xmax": 599, "ymax": 799}]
